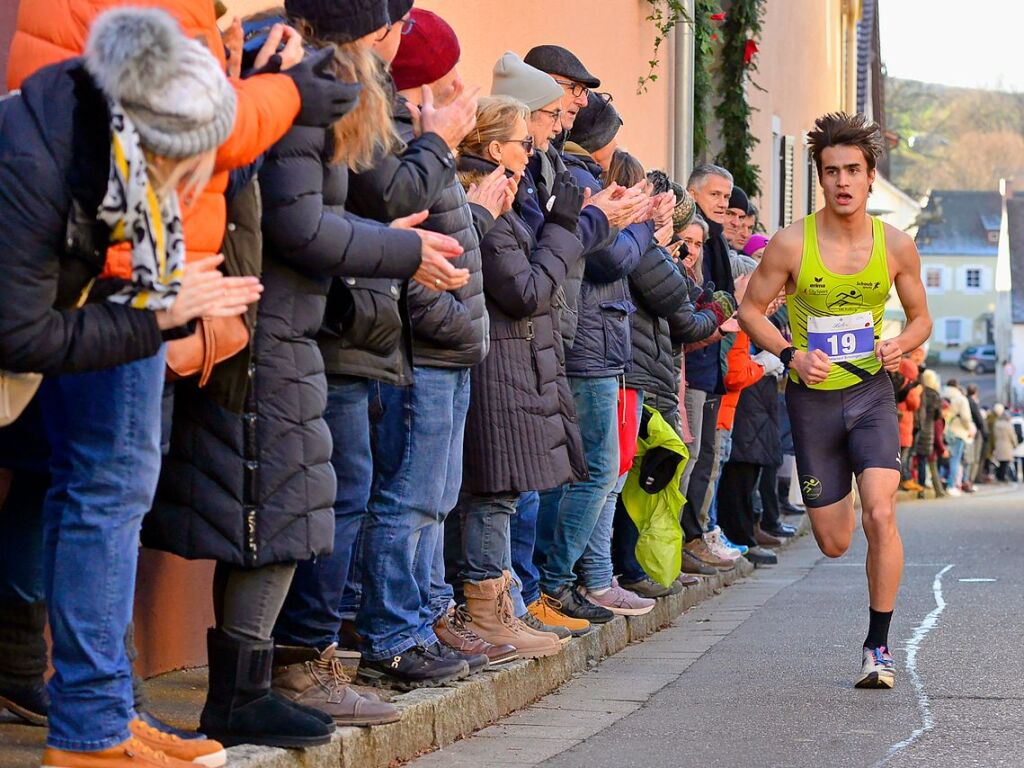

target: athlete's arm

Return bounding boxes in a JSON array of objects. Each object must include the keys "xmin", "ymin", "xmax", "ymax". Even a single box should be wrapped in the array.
[
  {"xmin": 738, "ymin": 224, "xmax": 831, "ymax": 385},
  {"xmin": 876, "ymin": 226, "xmax": 932, "ymax": 372}
]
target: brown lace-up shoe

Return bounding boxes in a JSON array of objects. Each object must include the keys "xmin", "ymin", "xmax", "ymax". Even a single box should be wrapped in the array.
[
  {"xmin": 435, "ymin": 605, "xmax": 519, "ymax": 665},
  {"xmin": 684, "ymin": 538, "xmax": 735, "ymax": 571},
  {"xmin": 272, "ymin": 643, "xmax": 400, "ymax": 726}
]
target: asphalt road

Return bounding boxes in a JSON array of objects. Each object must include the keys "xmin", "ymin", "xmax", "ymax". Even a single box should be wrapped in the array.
[{"xmin": 536, "ymin": 486, "xmax": 1024, "ymax": 768}]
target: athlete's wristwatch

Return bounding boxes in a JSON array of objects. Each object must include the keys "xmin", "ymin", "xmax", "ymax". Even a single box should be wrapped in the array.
[{"xmin": 780, "ymin": 346, "xmax": 798, "ymax": 369}]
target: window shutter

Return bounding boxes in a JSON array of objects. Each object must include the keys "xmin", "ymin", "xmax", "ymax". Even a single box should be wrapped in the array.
[
  {"xmin": 955, "ymin": 266, "xmax": 966, "ymax": 290},
  {"xmin": 805, "ymin": 148, "xmax": 817, "ymax": 214},
  {"xmin": 982, "ymin": 267, "xmax": 994, "ymax": 291},
  {"xmin": 783, "ymin": 136, "xmax": 796, "ymax": 227}
]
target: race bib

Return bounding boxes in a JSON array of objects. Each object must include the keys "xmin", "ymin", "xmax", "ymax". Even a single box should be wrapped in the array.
[{"xmin": 807, "ymin": 311, "xmax": 874, "ymax": 362}]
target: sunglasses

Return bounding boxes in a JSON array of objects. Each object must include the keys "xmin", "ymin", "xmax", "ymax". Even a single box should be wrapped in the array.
[
  {"xmin": 503, "ymin": 136, "xmax": 535, "ymax": 155},
  {"xmin": 553, "ymin": 78, "xmax": 589, "ymax": 98}
]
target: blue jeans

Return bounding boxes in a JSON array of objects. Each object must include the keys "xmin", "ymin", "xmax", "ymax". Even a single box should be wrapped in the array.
[
  {"xmin": 947, "ymin": 436, "xmax": 966, "ymax": 488},
  {"xmin": 274, "ymin": 377, "xmax": 372, "ymax": 649},
  {"xmin": 581, "ymin": 391, "xmax": 643, "ymax": 591},
  {"xmin": 535, "ymin": 376, "xmax": 619, "ymax": 595},
  {"xmin": 706, "ymin": 428, "xmax": 733, "ymax": 532},
  {"xmin": 511, "ymin": 491, "xmax": 541, "ymax": 607},
  {"xmin": 40, "ymin": 350, "xmax": 166, "ymax": 751},
  {"xmin": 359, "ymin": 367, "xmax": 469, "ymax": 660}
]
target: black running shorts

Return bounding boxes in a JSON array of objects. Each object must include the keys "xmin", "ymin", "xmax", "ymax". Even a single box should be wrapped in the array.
[{"xmin": 785, "ymin": 370, "xmax": 901, "ymax": 508}]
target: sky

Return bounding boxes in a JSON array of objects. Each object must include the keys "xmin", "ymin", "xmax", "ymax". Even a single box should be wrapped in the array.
[{"xmin": 880, "ymin": 0, "xmax": 1024, "ymax": 92}]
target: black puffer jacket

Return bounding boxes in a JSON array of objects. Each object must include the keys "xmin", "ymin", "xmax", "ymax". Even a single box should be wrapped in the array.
[
  {"xmin": 396, "ymin": 105, "xmax": 490, "ymax": 369},
  {"xmin": 0, "ymin": 61, "xmax": 169, "ymax": 375},
  {"xmin": 144, "ymin": 121, "xmax": 421, "ymax": 566},
  {"xmin": 320, "ymin": 98, "xmax": 457, "ymax": 384},
  {"xmin": 729, "ymin": 375, "xmax": 781, "ymax": 467},
  {"xmin": 458, "ymin": 156, "xmax": 587, "ymax": 493},
  {"xmin": 561, "ymin": 146, "xmax": 654, "ymax": 378},
  {"xmin": 527, "ymin": 143, "xmax": 614, "ymax": 346},
  {"xmin": 626, "ymin": 243, "xmax": 719, "ymax": 404}
]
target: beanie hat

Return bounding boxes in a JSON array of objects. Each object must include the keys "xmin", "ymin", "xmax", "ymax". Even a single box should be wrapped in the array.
[
  {"xmin": 728, "ymin": 185, "xmax": 751, "ymax": 213},
  {"xmin": 391, "ymin": 9, "xmax": 460, "ymax": 91},
  {"xmin": 491, "ymin": 52, "xmax": 562, "ymax": 111},
  {"xmin": 672, "ymin": 191, "xmax": 696, "ymax": 232},
  {"xmin": 743, "ymin": 234, "xmax": 769, "ymax": 255},
  {"xmin": 730, "ymin": 253, "xmax": 758, "ymax": 278},
  {"xmin": 569, "ymin": 91, "xmax": 621, "ymax": 153},
  {"xmin": 285, "ymin": 0, "xmax": 389, "ymax": 43},
  {"xmin": 85, "ymin": 8, "xmax": 236, "ymax": 159},
  {"xmin": 388, "ymin": 0, "xmax": 413, "ymax": 23},
  {"xmin": 524, "ymin": 45, "xmax": 601, "ymax": 89}
]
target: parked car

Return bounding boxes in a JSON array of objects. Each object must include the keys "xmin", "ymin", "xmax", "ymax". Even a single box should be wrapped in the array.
[{"xmin": 959, "ymin": 345, "xmax": 996, "ymax": 373}]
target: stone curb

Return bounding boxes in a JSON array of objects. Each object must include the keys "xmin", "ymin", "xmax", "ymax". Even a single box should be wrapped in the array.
[{"xmin": 227, "ymin": 560, "xmax": 756, "ymax": 768}]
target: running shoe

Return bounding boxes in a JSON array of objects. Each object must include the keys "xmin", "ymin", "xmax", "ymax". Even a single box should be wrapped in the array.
[
  {"xmin": 703, "ymin": 527, "xmax": 742, "ymax": 561},
  {"xmin": 581, "ymin": 580, "xmax": 655, "ymax": 616},
  {"xmin": 718, "ymin": 530, "xmax": 749, "ymax": 555},
  {"xmin": 855, "ymin": 646, "xmax": 895, "ymax": 689}
]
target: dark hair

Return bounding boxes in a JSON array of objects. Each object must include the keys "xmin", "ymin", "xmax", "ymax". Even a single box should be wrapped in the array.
[
  {"xmin": 603, "ymin": 149, "xmax": 645, "ymax": 188},
  {"xmin": 947, "ymin": 378, "xmax": 959, "ymax": 389},
  {"xmin": 807, "ymin": 112, "xmax": 885, "ymax": 177},
  {"xmin": 967, "ymin": 383, "xmax": 979, "ymax": 396}
]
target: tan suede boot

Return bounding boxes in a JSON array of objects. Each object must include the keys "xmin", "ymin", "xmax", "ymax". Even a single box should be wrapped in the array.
[{"xmin": 463, "ymin": 573, "xmax": 560, "ymax": 659}]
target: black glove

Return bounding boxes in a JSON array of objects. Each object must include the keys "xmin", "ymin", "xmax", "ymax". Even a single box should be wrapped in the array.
[
  {"xmin": 284, "ymin": 48, "xmax": 363, "ymax": 128},
  {"xmin": 544, "ymin": 171, "xmax": 584, "ymax": 233}
]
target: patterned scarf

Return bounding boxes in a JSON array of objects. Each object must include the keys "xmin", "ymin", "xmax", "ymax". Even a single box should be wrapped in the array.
[{"xmin": 97, "ymin": 103, "xmax": 185, "ymax": 311}]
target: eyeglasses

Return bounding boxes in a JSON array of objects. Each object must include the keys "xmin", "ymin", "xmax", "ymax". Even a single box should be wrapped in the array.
[
  {"xmin": 536, "ymin": 107, "xmax": 563, "ymax": 123},
  {"xmin": 593, "ymin": 91, "xmax": 614, "ymax": 116},
  {"xmin": 553, "ymin": 78, "xmax": 589, "ymax": 98},
  {"xmin": 503, "ymin": 136, "xmax": 535, "ymax": 155},
  {"xmin": 375, "ymin": 15, "xmax": 415, "ymax": 41}
]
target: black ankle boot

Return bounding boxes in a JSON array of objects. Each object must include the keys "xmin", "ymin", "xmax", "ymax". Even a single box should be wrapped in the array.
[
  {"xmin": 0, "ymin": 599, "xmax": 49, "ymax": 726},
  {"xmin": 199, "ymin": 628, "xmax": 334, "ymax": 748}
]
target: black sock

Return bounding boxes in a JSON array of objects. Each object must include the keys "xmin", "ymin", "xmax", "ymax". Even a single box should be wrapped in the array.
[{"xmin": 864, "ymin": 608, "xmax": 893, "ymax": 650}]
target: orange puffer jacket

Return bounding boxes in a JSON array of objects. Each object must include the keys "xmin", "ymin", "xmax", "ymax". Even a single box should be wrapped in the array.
[
  {"xmin": 717, "ymin": 331, "xmax": 765, "ymax": 432},
  {"xmin": 8, "ymin": 0, "xmax": 301, "ymax": 277}
]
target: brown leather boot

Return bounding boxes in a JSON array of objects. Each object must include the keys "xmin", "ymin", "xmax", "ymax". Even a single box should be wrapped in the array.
[
  {"xmin": 683, "ymin": 538, "xmax": 735, "ymax": 571},
  {"xmin": 272, "ymin": 644, "xmax": 400, "ymax": 726},
  {"xmin": 463, "ymin": 573, "xmax": 560, "ymax": 659},
  {"xmin": 754, "ymin": 526, "xmax": 782, "ymax": 547},
  {"xmin": 435, "ymin": 605, "xmax": 519, "ymax": 666}
]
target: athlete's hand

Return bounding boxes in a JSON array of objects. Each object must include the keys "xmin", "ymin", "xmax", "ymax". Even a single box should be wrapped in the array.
[
  {"xmin": 792, "ymin": 349, "xmax": 832, "ymax": 386},
  {"xmin": 875, "ymin": 339, "xmax": 902, "ymax": 373}
]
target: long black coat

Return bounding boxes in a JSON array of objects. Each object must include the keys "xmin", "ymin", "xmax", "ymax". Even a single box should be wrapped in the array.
[
  {"xmin": 729, "ymin": 375, "xmax": 782, "ymax": 467},
  {"xmin": 914, "ymin": 386, "xmax": 942, "ymax": 458},
  {"xmin": 626, "ymin": 243, "xmax": 719, "ymax": 405},
  {"xmin": 459, "ymin": 156, "xmax": 587, "ymax": 494},
  {"xmin": 144, "ymin": 122, "xmax": 421, "ymax": 566}
]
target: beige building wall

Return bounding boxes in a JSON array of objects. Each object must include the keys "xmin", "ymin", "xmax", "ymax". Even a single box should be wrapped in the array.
[
  {"xmin": 225, "ymin": 0, "xmax": 676, "ymax": 172},
  {"xmin": 746, "ymin": 0, "xmax": 857, "ymax": 231}
]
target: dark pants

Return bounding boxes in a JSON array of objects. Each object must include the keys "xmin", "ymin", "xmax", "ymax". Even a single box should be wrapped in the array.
[
  {"xmin": 681, "ymin": 394, "xmax": 721, "ymax": 540},
  {"xmin": 274, "ymin": 377, "xmax": 373, "ymax": 649},
  {"xmin": 511, "ymin": 492, "xmax": 542, "ymax": 607},
  {"xmin": 611, "ymin": 496, "xmax": 646, "ymax": 583},
  {"xmin": 758, "ymin": 464, "xmax": 782, "ymax": 530},
  {"xmin": 717, "ymin": 461, "xmax": 761, "ymax": 549}
]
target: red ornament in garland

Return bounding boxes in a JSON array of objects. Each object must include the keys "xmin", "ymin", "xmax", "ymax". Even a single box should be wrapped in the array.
[
  {"xmin": 710, "ymin": 12, "xmax": 726, "ymax": 21},
  {"xmin": 743, "ymin": 39, "xmax": 759, "ymax": 65}
]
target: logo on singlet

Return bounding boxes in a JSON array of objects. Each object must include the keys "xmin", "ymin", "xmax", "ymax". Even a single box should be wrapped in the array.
[
  {"xmin": 800, "ymin": 475, "xmax": 823, "ymax": 501},
  {"xmin": 825, "ymin": 286, "xmax": 865, "ymax": 312}
]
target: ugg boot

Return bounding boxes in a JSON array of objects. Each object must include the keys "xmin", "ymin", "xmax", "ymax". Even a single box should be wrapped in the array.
[
  {"xmin": 272, "ymin": 643, "xmax": 400, "ymax": 726},
  {"xmin": 0, "ymin": 598, "xmax": 49, "ymax": 726},
  {"xmin": 463, "ymin": 573, "xmax": 560, "ymax": 659},
  {"xmin": 199, "ymin": 629, "xmax": 334, "ymax": 748}
]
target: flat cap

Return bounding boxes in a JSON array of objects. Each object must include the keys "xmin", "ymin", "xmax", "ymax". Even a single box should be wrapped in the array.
[{"xmin": 524, "ymin": 44, "xmax": 600, "ymax": 88}]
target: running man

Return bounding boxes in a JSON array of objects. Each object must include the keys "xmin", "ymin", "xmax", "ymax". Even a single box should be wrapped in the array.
[{"xmin": 737, "ymin": 112, "xmax": 932, "ymax": 689}]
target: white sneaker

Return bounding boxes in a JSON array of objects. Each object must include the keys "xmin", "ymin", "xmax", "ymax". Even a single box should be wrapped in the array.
[
  {"xmin": 703, "ymin": 528, "xmax": 741, "ymax": 561},
  {"xmin": 946, "ymin": 486, "xmax": 963, "ymax": 497},
  {"xmin": 855, "ymin": 646, "xmax": 895, "ymax": 689}
]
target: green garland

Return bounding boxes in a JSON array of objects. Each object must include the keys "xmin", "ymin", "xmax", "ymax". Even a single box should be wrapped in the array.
[
  {"xmin": 692, "ymin": 0, "xmax": 722, "ymax": 160},
  {"xmin": 637, "ymin": 0, "xmax": 691, "ymax": 94},
  {"xmin": 713, "ymin": 0, "xmax": 765, "ymax": 197}
]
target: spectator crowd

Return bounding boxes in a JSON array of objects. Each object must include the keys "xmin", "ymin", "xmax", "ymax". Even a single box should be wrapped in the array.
[{"xmin": 0, "ymin": 1, "xmax": 981, "ymax": 767}]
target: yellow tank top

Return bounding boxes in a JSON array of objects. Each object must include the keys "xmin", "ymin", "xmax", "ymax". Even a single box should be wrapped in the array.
[{"xmin": 787, "ymin": 213, "xmax": 891, "ymax": 391}]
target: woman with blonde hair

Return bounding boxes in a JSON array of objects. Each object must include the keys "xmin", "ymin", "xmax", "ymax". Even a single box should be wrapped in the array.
[
  {"xmin": 0, "ymin": 9, "xmax": 262, "ymax": 766},
  {"xmin": 914, "ymin": 368, "xmax": 946, "ymax": 497},
  {"xmin": 455, "ymin": 96, "xmax": 587, "ymax": 658}
]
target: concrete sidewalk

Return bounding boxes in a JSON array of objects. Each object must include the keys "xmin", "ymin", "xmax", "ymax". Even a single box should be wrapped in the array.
[{"xmin": 0, "ymin": 519, "xmax": 820, "ymax": 768}]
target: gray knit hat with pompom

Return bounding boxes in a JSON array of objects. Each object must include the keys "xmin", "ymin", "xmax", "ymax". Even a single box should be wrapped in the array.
[{"xmin": 85, "ymin": 8, "xmax": 236, "ymax": 159}]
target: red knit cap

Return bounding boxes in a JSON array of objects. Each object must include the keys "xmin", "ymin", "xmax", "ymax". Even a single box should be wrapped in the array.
[{"xmin": 391, "ymin": 9, "xmax": 460, "ymax": 91}]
